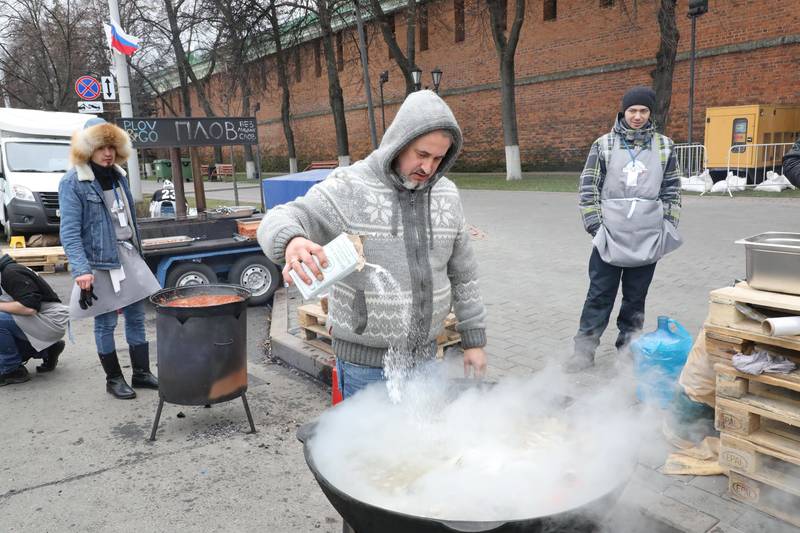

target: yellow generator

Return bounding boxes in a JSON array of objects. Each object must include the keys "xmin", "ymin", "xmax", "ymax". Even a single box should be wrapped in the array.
[{"xmin": 704, "ymin": 104, "xmax": 800, "ymax": 181}]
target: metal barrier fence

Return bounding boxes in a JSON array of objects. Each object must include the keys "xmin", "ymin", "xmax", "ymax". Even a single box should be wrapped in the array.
[
  {"xmin": 726, "ymin": 142, "xmax": 793, "ymax": 184},
  {"xmin": 674, "ymin": 143, "xmax": 706, "ymax": 177},
  {"xmin": 703, "ymin": 142, "xmax": 796, "ymax": 196}
]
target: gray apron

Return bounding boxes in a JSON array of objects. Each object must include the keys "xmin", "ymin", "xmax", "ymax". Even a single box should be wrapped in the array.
[
  {"xmin": 592, "ymin": 137, "xmax": 682, "ymax": 267},
  {"xmin": 0, "ymin": 276, "xmax": 69, "ymax": 352},
  {"xmin": 69, "ymin": 188, "xmax": 161, "ymax": 320}
]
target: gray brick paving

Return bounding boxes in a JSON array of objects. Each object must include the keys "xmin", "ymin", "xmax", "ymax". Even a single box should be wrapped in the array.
[
  {"xmin": 620, "ymin": 481, "xmax": 720, "ymax": 533},
  {"xmin": 690, "ymin": 475, "xmax": 731, "ymax": 497},
  {"xmin": 277, "ymin": 190, "xmax": 800, "ymax": 531},
  {"xmin": 663, "ymin": 485, "xmax": 745, "ymax": 525},
  {"xmin": 706, "ymin": 525, "xmax": 749, "ymax": 533},
  {"xmin": 732, "ymin": 509, "xmax": 800, "ymax": 533}
]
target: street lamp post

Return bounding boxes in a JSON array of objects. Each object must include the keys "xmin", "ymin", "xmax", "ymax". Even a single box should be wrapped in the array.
[
  {"xmin": 411, "ymin": 67, "xmax": 422, "ymax": 92},
  {"xmin": 431, "ymin": 67, "xmax": 442, "ymax": 94},
  {"xmin": 379, "ymin": 70, "xmax": 389, "ymax": 134},
  {"xmin": 687, "ymin": 0, "xmax": 708, "ymax": 145}
]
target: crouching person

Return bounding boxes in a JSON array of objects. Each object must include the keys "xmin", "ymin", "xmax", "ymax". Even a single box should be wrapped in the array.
[
  {"xmin": 0, "ymin": 254, "xmax": 68, "ymax": 386},
  {"xmin": 59, "ymin": 118, "xmax": 161, "ymax": 399}
]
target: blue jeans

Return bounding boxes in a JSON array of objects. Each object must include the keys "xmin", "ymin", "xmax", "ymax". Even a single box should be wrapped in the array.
[
  {"xmin": 0, "ymin": 312, "xmax": 39, "ymax": 373},
  {"xmin": 94, "ymin": 300, "xmax": 147, "ymax": 354},
  {"xmin": 335, "ymin": 358, "xmax": 384, "ymax": 399}
]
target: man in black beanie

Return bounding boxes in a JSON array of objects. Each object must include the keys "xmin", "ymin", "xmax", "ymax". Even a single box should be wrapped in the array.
[{"xmin": 565, "ymin": 86, "xmax": 683, "ymax": 372}]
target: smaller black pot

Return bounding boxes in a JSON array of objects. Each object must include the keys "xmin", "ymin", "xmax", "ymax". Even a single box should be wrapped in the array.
[{"xmin": 150, "ymin": 284, "xmax": 251, "ymax": 406}]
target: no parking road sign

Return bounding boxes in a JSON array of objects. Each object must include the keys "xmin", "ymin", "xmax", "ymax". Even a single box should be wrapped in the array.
[{"xmin": 75, "ymin": 76, "xmax": 101, "ymax": 101}]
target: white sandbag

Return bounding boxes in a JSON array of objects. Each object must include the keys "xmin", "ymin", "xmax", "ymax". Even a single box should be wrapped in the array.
[
  {"xmin": 681, "ymin": 170, "xmax": 713, "ymax": 193},
  {"xmin": 754, "ymin": 171, "xmax": 797, "ymax": 192},
  {"xmin": 710, "ymin": 172, "xmax": 746, "ymax": 193}
]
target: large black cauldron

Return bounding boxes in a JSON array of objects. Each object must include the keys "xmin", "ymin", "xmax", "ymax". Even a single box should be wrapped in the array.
[
  {"xmin": 296, "ymin": 386, "xmax": 633, "ymax": 533},
  {"xmin": 148, "ymin": 284, "xmax": 255, "ymax": 440}
]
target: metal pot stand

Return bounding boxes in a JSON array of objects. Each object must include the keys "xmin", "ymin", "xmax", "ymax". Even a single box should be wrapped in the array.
[{"xmin": 148, "ymin": 284, "xmax": 257, "ymax": 441}]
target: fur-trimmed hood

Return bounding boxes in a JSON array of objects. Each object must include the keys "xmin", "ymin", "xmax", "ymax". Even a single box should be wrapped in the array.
[
  {"xmin": 69, "ymin": 120, "xmax": 132, "ymax": 168},
  {"xmin": 69, "ymin": 118, "xmax": 132, "ymax": 182}
]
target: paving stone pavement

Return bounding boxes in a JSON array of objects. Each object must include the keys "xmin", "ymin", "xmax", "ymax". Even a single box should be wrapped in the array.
[{"xmin": 277, "ymin": 190, "xmax": 800, "ymax": 532}]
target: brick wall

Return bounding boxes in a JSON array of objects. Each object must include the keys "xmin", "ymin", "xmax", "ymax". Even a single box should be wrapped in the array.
[{"xmin": 160, "ymin": 0, "xmax": 800, "ymax": 171}]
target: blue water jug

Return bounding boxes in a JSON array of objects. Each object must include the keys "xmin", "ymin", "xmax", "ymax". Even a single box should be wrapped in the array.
[{"xmin": 631, "ymin": 316, "xmax": 693, "ymax": 408}]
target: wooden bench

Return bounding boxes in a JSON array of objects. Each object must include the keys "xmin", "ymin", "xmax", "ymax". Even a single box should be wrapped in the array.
[
  {"xmin": 303, "ymin": 160, "xmax": 338, "ymax": 171},
  {"xmin": 215, "ymin": 163, "xmax": 235, "ymax": 177},
  {"xmin": 199, "ymin": 164, "xmax": 235, "ymax": 180}
]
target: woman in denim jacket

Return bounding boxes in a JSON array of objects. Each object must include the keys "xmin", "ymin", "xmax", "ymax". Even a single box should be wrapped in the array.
[{"xmin": 59, "ymin": 118, "xmax": 161, "ymax": 399}]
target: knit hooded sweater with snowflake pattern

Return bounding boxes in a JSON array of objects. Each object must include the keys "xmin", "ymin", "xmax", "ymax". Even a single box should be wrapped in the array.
[{"xmin": 257, "ymin": 90, "xmax": 486, "ymax": 367}]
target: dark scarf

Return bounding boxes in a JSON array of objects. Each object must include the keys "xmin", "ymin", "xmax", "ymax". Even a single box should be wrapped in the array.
[
  {"xmin": 613, "ymin": 113, "xmax": 655, "ymax": 147},
  {"xmin": 89, "ymin": 161, "xmax": 119, "ymax": 191}
]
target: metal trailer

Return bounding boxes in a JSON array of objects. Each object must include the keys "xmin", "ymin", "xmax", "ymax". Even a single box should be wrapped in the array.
[{"xmin": 139, "ymin": 211, "xmax": 280, "ymax": 306}]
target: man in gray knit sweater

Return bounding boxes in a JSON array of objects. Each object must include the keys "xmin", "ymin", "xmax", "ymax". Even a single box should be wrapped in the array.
[{"xmin": 258, "ymin": 90, "xmax": 487, "ymax": 398}]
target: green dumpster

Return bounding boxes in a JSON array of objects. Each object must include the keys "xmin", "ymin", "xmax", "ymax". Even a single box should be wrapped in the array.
[
  {"xmin": 153, "ymin": 159, "xmax": 172, "ymax": 180},
  {"xmin": 153, "ymin": 158, "xmax": 193, "ymax": 181},
  {"xmin": 181, "ymin": 158, "xmax": 193, "ymax": 181}
]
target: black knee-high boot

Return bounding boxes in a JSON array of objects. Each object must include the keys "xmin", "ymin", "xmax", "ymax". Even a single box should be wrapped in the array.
[
  {"xmin": 99, "ymin": 351, "xmax": 136, "ymax": 399},
  {"xmin": 130, "ymin": 343, "xmax": 158, "ymax": 389}
]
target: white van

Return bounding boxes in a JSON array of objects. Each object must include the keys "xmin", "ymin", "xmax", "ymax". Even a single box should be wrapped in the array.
[{"xmin": 0, "ymin": 108, "xmax": 94, "ymax": 238}]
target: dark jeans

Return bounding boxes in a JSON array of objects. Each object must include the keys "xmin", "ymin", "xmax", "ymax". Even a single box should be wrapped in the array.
[
  {"xmin": 574, "ymin": 248, "xmax": 657, "ymax": 357},
  {"xmin": 0, "ymin": 312, "xmax": 40, "ymax": 373}
]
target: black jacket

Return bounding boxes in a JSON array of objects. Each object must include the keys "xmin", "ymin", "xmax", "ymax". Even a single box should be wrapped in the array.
[
  {"xmin": 0, "ymin": 255, "xmax": 61, "ymax": 311},
  {"xmin": 782, "ymin": 138, "xmax": 800, "ymax": 188}
]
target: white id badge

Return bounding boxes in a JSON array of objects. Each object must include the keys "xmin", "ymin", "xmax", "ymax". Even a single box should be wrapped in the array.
[
  {"xmin": 114, "ymin": 199, "xmax": 128, "ymax": 227},
  {"xmin": 623, "ymin": 161, "xmax": 647, "ymax": 187}
]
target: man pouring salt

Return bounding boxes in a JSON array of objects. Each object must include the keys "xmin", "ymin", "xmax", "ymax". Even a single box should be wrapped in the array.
[
  {"xmin": 564, "ymin": 86, "xmax": 683, "ymax": 373},
  {"xmin": 258, "ymin": 90, "xmax": 487, "ymax": 398}
]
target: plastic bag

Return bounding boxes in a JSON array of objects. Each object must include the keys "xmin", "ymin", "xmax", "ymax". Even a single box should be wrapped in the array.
[
  {"xmin": 753, "ymin": 170, "xmax": 797, "ymax": 193},
  {"xmin": 678, "ymin": 326, "xmax": 716, "ymax": 407},
  {"xmin": 710, "ymin": 172, "xmax": 746, "ymax": 193},
  {"xmin": 680, "ymin": 170, "xmax": 713, "ymax": 193}
]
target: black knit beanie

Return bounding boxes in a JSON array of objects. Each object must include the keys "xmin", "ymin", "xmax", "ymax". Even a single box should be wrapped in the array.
[{"xmin": 621, "ymin": 86, "xmax": 656, "ymax": 114}]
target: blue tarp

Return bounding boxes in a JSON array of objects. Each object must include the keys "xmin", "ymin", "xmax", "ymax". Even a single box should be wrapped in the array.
[{"xmin": 261, "ymin": 169, "xmax": 332, "ymax": 209}]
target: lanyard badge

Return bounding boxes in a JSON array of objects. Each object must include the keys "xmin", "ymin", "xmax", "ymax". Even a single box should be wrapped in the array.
[
  {"xmin": 111, "ymin": 183, "xmax": 128, "ymax": 227},
  {"xmin": 621, "ymin": 139, "xmax": 647, "ymax": 187}
]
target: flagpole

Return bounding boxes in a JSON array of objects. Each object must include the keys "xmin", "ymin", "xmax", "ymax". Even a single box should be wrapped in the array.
[{"xmin": 107, "ymin": 0, "xmax": 142, "ymax": 202}]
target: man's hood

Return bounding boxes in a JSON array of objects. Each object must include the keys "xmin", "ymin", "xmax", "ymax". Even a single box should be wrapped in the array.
[
  {"xmin": 612, "ymin": 113, "xmax": 654, "ymax": 146},
  {"xmin": 366, "ymin": 90, "xmax": 463, "ymax": 190}
]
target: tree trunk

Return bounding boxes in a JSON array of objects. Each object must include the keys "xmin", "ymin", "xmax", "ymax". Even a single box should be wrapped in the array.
[
  {"xmin": 487, "ymin": 0, "xmax": 525, "ymax": 181},
  {"xmin": 268, "ymin": 3, "xmax": 298, "ymax": 172},
  {"xmin": 241, "ymin": 90, "xmax": 255, "ymax": 177},
  {"xmin": 500, "ymin": 60, "xmax": 521, "ymax": 180},
  {"xmin": 651, "ymin": 0, "xmax": 679, "ymax": 134},
  {"xmin": 368, "ymin": 0, "xmax": 415, "ymax": 95},
  {"xmin": 318, "ymin": 0, "xmax": 350, "ymax": 164},
  {"xmin": 404, "ymin": 0, "xmax": 416, "ymax": 79}
]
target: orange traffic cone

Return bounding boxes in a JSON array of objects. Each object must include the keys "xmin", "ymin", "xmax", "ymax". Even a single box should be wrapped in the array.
[{"xmin": 331, "ymin": 364, "xmax": 343, "ymax": 405}]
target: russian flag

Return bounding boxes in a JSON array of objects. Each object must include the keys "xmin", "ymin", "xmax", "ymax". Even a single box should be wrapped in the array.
[{"xmin": 104, "ymin": 21, "xmax": 140, "ymax": 56}]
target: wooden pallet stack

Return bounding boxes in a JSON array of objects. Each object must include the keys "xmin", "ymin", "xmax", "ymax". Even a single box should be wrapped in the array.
[
  {"xmin": 297, "ymin": 301, "xmax": 461, "ymax": 357},
  {"xmin": 1, "ymin": 246, "xmax": 68, "ymax": 273},
  {"xmin": 707, "ymin": 282, "xmax": 800, "ymax": 527}
]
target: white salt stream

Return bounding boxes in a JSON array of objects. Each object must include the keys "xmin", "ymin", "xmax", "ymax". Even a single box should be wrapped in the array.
[{"xmin": 361, "ymin": 262, "xmax": 416, "ymax": 404}]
